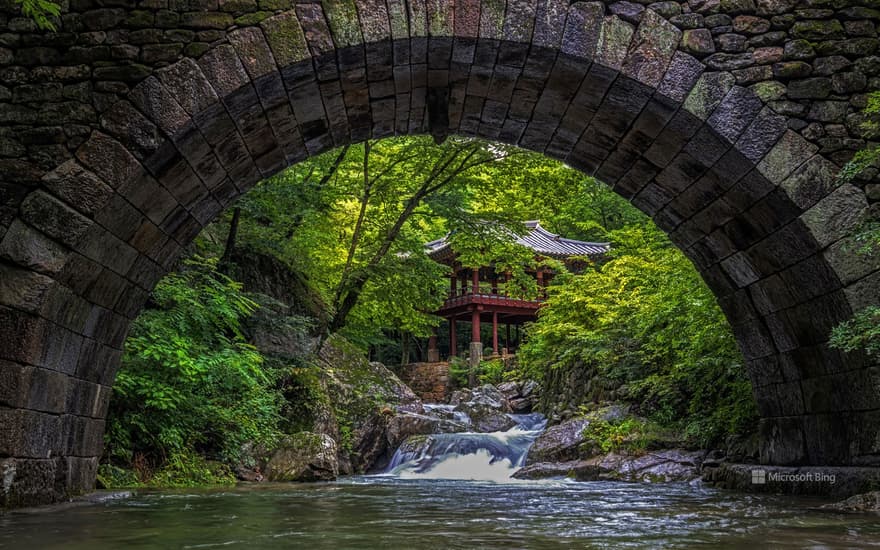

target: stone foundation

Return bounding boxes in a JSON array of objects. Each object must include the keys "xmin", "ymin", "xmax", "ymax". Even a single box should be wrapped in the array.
[{"xmin": 397, "ymin": 362, "xmax": 451, "ymax": 403}]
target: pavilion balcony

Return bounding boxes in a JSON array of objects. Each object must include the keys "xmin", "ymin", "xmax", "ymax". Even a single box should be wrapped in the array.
[{"xmin": 437, "ymin": 285, "xmax": 544, "ymax": 315}]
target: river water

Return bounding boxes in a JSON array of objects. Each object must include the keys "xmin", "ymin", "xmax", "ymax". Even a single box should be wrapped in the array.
[
  {"xmin": 3, "ymin": 412, "xmax": 879, "ymax": 548},
  {"xmin": 2, "ymin": 479, "xmax": 879, "ymax": 549}
]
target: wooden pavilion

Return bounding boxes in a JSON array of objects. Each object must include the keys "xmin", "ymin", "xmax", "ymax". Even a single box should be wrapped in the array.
[{"xmin": 424, "ymin": 221, "xmax": 609, "ymax": 367}]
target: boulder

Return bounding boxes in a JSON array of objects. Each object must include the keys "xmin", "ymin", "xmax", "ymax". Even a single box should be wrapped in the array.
[
  {"xmin": 525, "ymin": 417, "xmax": 591, "ymax": 464},
  {"xmin": 467, "ymin": 406, "xmax": 517, "ymax": 433},
  {"xmin": 266, "ymin": 432, "xmax": 339, "ymax": 482},
  {"xmin": 590, "ymin": 450, "xmax": 706, "ymax": 482},
  {"xmin": 820, "ymin": 491, "xmax": 880, "ymax": 513},
  {"xmin": 387, "ymin": 412, "xmax": 437, "ymax": 443},
  {"xmin": 509, "ymin": 397, "xmax": 533, "ymax": 413},
  {"xmin": 497, "ymin": 381, "xmax": 520, "ymax": 400},
  {"xmin": 513, "ymin": 460, "xmax": 598, "ymax": 480}
]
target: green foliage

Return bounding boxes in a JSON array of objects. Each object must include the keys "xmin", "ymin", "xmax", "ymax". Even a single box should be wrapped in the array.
[
  {"xmin": 830, "ymin": 306, "xmax": 880, "ymax": 358},
  {"xmin": 447, "ymin": 356, "xmax": 471, "ymax": 388},
  {"xmin": 478, "ymin": 357, "xmax": 508, "ymax": 385},
  {"xmin": 827, "ymin": 223, "xmax": 878, "ymax": 359},
  {"xmin": 582, "ymin": 417, "xmax": 646, "ymax": 454},
  {"xmin": 838, "ymin": 90, "xmax": 880, "ymax": 185},
  {"xmin": 105, "ymin": 257, "xmax": 283, "ymax": 473},
  {"xmin": 16, "ymin": 0, "xmax": 60, "ymax": 31},
  {"xmin": 521, "ymin": 222, "xmax": 757, "ymax": 447},
  {"xmin": 97, "ymin": 451, "xmax": 236, "ymax": 489}
]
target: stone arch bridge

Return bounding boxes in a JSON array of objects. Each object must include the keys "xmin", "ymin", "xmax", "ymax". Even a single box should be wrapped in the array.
[{"xmin": 0, "ymin": 0, "xmax": 878, "ymax": 507}]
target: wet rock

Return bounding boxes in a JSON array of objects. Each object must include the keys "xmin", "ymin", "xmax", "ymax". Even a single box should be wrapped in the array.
[
  {"xmin": 513, "ymin": 460, "xmax": 598, "ymax": 480},
  {"xmin": 525, "ymin": 417, "xmax": 591, "ymax": 464},
  {"xmin": 266, "ymin": 432, "xmax": 339, "ymax": 482},
  {"xmin": 459, "ymin": 403, "xmax": 517, "ymax": 433},
  {"xmin": 821, "ymin": 491, "xmax": 880, "ymax": 513},
  {"xmin": 386, "ymin": 412, "xmax": 438, "ymax": 448},
  {"xmin": 497, "ymin": 381, "xmax": 520, "ymax": 400},
  {"xmin": 521, "ymin": 380, "xmax": 539, "ymax": 398},
  {"xmin": 589, "ymin": 449, "xmax": 706, "ymax": 482}
]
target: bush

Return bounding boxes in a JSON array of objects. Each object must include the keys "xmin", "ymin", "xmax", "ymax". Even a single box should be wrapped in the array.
[
  {"xmin": 104, "ymin": 257, "xmax": 283, "ymax": 477},
  {"xmin": 521, "ymin": 223, "xmax": 758, "ymax": 448}
]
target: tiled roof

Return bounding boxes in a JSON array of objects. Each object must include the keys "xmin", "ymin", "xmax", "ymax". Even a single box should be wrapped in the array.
[{"xmin": 425, "ymin": 221, "xmax": 610, "ymax": 260}]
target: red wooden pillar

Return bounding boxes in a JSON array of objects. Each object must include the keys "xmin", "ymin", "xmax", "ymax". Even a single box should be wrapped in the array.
[
  {"xmin": 449, "ymin": 317, "xmax": 457, "ymax": 358},
  {"xmin": 472, "ymin": 268, "xmax": 480, "ymax": 295},
  {"xmin": 450, "ymin": 272, "xmax": 457, "ymax": 296},
  {"xmin": 492, "ymin": 312, "xmax": 498, "ymax": 356}
]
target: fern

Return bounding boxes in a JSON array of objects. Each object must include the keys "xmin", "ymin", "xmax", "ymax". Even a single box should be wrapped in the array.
[{"xmin": 16, "ymin": 0, "xmax": 61, "ymax": 31}]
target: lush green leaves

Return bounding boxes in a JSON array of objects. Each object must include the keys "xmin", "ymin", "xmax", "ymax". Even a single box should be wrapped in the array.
[
  {"xmin": 520, "ymin": 222, "xmax": 757, "ymax": 446},
  {"xmin": 16, "ymin": 0, "xmax": 60, "ymax": 31},
  {"xmin": 106, "ymin": 257, "xmax": 282, "ymax": 470}
]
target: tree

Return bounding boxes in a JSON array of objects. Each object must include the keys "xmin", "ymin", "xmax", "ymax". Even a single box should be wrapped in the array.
[{"xmin": 519, "ymin": 221, "xmax": 756, "ymax": 446}]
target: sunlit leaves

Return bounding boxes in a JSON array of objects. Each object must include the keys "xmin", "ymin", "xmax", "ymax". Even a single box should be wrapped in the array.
[
  {"xmin": 519, "ymin": 222, "xmax": 757, "ymax": 446},
  {"xmin": 107, "ymin": 257, "xmax": 281, "ymax": 465}
]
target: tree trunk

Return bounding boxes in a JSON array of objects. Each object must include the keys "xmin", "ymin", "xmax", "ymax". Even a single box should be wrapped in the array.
[
  {"xmin": 401, "ymin": 331, "xmax": 410, "ymax": 365},
  {"xmin": 219, "ymin": 206, "xmax": 241, "ymax": 273}
]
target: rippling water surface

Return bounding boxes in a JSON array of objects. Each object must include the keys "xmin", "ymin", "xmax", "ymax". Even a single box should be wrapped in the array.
[{"xmin": 2, "ymin": 478, "xmax": 879, "ymax": 549}]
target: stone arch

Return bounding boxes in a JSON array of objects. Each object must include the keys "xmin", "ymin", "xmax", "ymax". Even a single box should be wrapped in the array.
[{"xmin": 0, "ymin": 0, "xmax": 878, "ymax": 506}]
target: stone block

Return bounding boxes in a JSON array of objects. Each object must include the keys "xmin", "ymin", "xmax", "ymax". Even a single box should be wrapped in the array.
[
  {"xmin": 683, "ymin": 70, "xmax": 736, "ymax": 120},
  {"xmin": 746, "ymin": 218, "xmax": 818, "ymax": 275},
  {"xmin": 503, "ymin": 0, "xmax": 537, "ymax": 44},
  {"xmin": 707, "ymin": 85, "xmax": 762, "ymax": 143},
  {"xmin": 801, "ymin": 184, "xmax": 869, "ymax": 249},
  {"xmin": 99, "ymin": 101, "xmax": 165, "ymax": 160},
  {"xmin": 0, "ymin": 219, "xmax": 70, "ymax": 276},
  {"xmin": 0, "ymin": 407, "xmax": 62, "ymax": 458},
  {"xmin": 0, "ymin": 361, "xmax": 68, "ymax": 414},
  {"xmin": 622, "ymin": 9, "xmax": 681, "ymax": 86},
  {"xmin": 595, "ymin": 16, "xmax": 635, "ymax": 70},
  {"xmin": 41, "ymin": 161, "xmax": 114, "ymax": 217},
  {"xmin": 533, "ymin": 0, "xmax": 568, "ymax": 49},
  {"xmin": 0, "ymin": 263, "xmax": 56, "ymax": 314},
  {"xmin": 758, "ymin": 416, "xmax": 807, "ymax": 465},
  {"xmin": 756, "ymin": 129, "xmax": 818, "ymax": 184},
  {"xmin": 19, "ymin": 190, "xmax": 93, "ymax": 248},
  {"xmin": 735, "ymin": 106, "xmax": 786, "ymax": 164},
  {"xmin": 731, "ymin": 319, "xmax": 777, "ymax": 360}
]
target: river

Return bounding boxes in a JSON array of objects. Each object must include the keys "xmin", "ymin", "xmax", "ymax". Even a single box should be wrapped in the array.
[
  {"xmin": 2, "ymin": 479, "xmax": 880, "ymax": 548},
  {"xmin": 2, "ymin": 411, "xmax": 879, "ymax": 548}
]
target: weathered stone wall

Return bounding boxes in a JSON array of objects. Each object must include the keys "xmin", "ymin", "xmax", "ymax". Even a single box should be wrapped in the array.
[
  {"xmin": 398, "ymin": 361, "xmax": 451, "ymax": 402},
  {"xmin": 0, "ymin": 0, "xmax": 878, "ymax": 507}
]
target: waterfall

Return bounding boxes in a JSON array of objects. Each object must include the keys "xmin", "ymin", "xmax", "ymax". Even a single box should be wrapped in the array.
[{"xmin": 383, "ymin": 412, "xmax": 547, "ymax": 481}]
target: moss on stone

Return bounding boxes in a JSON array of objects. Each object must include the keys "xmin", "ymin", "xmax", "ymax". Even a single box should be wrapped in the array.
[
  {"xmin": 323, "ymin": 0, "xmax": 362, "ymax": 47},
  {"xmin": 750, "ymin": 80, "xmax": 786, "ymax": 102},
  {"xmin": 479, "ymin": 0, "xmax": 505, "ymax": 40},
  {"xmin": 791, "ymin": 19, "xmax": 844, "ymax": 41},
  {"xmin": 235, "ymin": 11, "xmax": 274, "ymax": 26},
  {"xmin": 260, "ymin": 12, "xmax": 310, "ymax": 64}
]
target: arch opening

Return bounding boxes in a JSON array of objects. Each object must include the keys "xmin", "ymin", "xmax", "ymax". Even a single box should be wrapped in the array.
[{"xmin": 1, "ymin": 7, "xmax": 877, "ymax": 506}]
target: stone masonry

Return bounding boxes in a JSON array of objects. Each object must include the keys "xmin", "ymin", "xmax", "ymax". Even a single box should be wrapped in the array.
[
  {"xmin": 0, "ymin": 0, "xmax": 878, "ymax": 507},
  {"xmin": 398, "ymin": 361, "xmax": 451, "ymax": 402}
]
